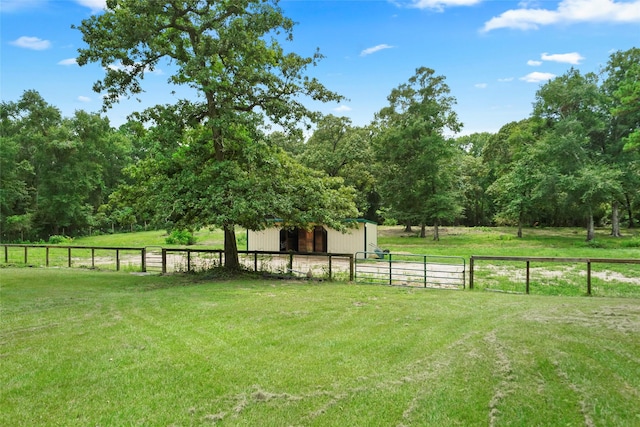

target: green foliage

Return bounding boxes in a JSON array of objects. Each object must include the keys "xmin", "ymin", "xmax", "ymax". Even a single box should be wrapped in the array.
[
  {"xmin": 0, "ymin": 91, "xmax": 133, "ymax": 241},
  {"xmin": 374, "ymin": 67, "xmax": 464, "ymax": 239},
  {"xmin": 620, "ymin": 236, "xmax": 640, "ymax": 248},
  {"xmin": 164, "ymin": 230, "xmax": 196, "ymax": 246},
  {"xmin": 47, "ymin": 235, "xmax": 73, "ymax": 245},
  {"xmin": 299, "ymin": 115, "xmax": 378, "ymax": 219}
]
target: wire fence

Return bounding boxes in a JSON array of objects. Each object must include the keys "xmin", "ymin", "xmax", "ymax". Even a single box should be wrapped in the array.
[
  {"xmin": 469, "ymin": 256, "xmax": 640, "ymax": 297},
  {"xmin": 0, "ymin": 244, "xmax": 354, "ymax": 281}
]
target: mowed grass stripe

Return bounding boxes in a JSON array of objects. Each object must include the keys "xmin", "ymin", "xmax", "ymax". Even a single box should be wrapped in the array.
[{"xmin": 1, "ymin": 268, "xmax": 639, "ymax": 426}]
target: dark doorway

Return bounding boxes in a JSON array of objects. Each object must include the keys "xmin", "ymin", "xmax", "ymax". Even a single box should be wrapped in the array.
[
  {"xmin": 279, "ymin": 226, "xmax": 328, "ymax": 253},
  {"xmin": 279, "ymin": 228, "xmax": 299, "ymax": 251},
  {"xmin": 313, "ymin": 226, "xmax": 327, "ymax": 252}
]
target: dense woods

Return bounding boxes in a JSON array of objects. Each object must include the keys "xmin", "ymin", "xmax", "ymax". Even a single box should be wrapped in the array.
[{"xmin": 0, "ymin": 1, "xmax": 637, "ymax": 246}]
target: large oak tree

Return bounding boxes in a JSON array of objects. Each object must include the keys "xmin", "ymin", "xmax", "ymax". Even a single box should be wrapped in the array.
[{"xmin": 75, "ymin": 0, "xmax": 355, "ymax": 268}]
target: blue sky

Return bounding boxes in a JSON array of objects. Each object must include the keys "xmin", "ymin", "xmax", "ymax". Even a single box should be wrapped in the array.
[{"xmin": 1, "ymin": 0, "xmax": 639, "ymax": 135}]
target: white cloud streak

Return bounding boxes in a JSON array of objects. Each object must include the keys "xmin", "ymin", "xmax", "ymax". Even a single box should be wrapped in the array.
[
  {"xmin": 360, "ymin": 44, "xmax": 395, "ymax": 57},
  {"xmin": 527, "ymin": 60, "xmax": 543, "ymax": 66},
  {"xmin": 541, "ymin": 52, "xmax": 585, "ymax": 64},
  {"xmin": 483, "ymin": 0, "xmax": 640, "ymax": 32},
  {"xmin": 520, "ymin": 72, "xmax": 556, "ymax": 83},
  {"xmin": 58, "ymin": 58, "xmax": 78, "ymax": 66},
  {"xmin": 334, "ymin": 105, "xmax": 352, "ymax": 112},
  {"xmin": 10, "ymin": 36, "xmax": 51, "ymax": 50},
  {"xmin": 0, "ymin": 0, "xmax": 46, "ymax": 13},
  {"xmin": 77, "ymin": 96, "xmax": 91, "ymax": 103},
  {"xmin": 406, "ymin": 0, "xmax": 482, "ymax": 10}
]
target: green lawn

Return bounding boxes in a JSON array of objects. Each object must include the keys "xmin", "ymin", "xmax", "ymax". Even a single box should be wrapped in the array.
[
  {"xmin": 2, "ymin": 268, "xmax": 639, "ymax": 426},
  {"xmin": 377, "ymin": 225, "xmax": 640, "ymax": 259},
  {"xmin": 72, "ymin": 228, "xmax": 227, "ymax": 248}
]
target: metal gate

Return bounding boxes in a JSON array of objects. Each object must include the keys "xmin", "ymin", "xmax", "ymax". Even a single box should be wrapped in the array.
[
  {"xmin": 144, "ymin": 246, "xmax": 164, "ymax": 273},
  {"xmin": 355, "ymin": 252, "xmax": 466, "ymax": 289}
]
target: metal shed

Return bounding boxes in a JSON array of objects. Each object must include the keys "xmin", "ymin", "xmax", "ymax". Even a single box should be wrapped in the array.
[{"xmin": 247, "ymin": 219, "xmax": 377, "ymax": 255}]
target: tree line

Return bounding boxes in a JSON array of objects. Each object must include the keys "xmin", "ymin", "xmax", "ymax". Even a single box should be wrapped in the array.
[{"xmin": 1, "ymin": 1, "xmax": 638, "ymax": 267}]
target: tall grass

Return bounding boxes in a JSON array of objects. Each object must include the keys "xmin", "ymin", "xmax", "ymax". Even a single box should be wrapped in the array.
[{"xmin": 1, "ymin": 268, "xmax": 639, "ymax": 426}]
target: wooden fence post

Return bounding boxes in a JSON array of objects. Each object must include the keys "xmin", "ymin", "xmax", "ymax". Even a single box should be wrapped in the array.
[
  {"xmin": 587, "ymin": 261, "xmax": 592, "ymax": 296},
  {"xmin": 162, "ymin": 249, "xmax": 167, "ymax": 274},
  {"xmin": 423, "ymin": 255, "xmax": 427, "ymax": 288},
  {"xmin": 349, "ymin": 255, "xmax": 354, "ymax": 282},
  {"xmin": 68, "ymin": 247, "xmax": 72, "ymax": 267},
  {"xmin": 141, "ymin": 248, "xmax": 146, "ymax": 273},
  {"xmin": 469, "ymin": 257, "xmax": 474, "ymax": 289},
  {"xmin": 526, "ymin": 261, "xmax": 530, "ymax": 294}
]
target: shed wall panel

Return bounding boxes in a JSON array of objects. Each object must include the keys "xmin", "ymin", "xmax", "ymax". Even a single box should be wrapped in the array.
[{"xmin": 247, "ymin": 228, "xmax": 280, "ymax": 251}]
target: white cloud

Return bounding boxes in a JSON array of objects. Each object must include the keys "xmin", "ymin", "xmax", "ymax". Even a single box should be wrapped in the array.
[
  {"xmin": 475, "ymin": 83, "xmax": 488, "ymax": 89},
  {"xmin": 77, "ymin": 96, "xmax": 91, "ymax": 103},
  {"xmin": 334, "ymin": 105, "xmax": 352, "ymax": 112},
  {"xmin": 58, "ymin": 58, "xmax": 78, "ymax": 66},
  {"xmin": 527, "ymin": 60, "xmax": 543, "ymax": 66},
  {"xmin": 75, "ymin": 0, "xmax": 106, "ymax": 13},
  {"xmin": 498, "ymin": 77, "xmax": 514, "ymax": 82},
  {"xmin": 406, "ymin": 0, "xmax": 482, "ymax": 10},
  {"xmin": 541, "ymin": 52, "xmax": 585, "ymax": 64},
  {"xmin": 10, "ymin": 36, "xmax": 51, "ymax": 50},
  {"xmin": 360, "ymin": 44, "xmax": 395, "ymax": 57},
  {"xmin": 520, "ymin": 71, "xmax": 556, "ymax": 83},
  {"xmin": 483, "ymin": 0, "xmax": 640, "ymax": 32}
]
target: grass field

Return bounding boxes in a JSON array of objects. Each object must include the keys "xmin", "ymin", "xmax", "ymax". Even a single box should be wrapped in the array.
[{"xmin": 1, "ymin": 268, "xmax": 639, "ymax": 426}]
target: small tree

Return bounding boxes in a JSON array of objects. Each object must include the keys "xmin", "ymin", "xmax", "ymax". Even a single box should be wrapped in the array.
[{"xmin": 373, "ymin": 67, "xmax": 463, "ymax": 240}]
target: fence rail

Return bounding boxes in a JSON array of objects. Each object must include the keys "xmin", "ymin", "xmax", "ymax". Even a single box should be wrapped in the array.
[
  {"xmin": 0, "ymin": 244, "xmax": 353, "ymax": 280},
  {"xmin": 355, "ymin": 252, "xmax": 466, "ymax": 289},
  {"xmin": 4, "ymin": 244, "xmax": 637, "ymax": 295},
  {"xmin": 469, "ymin": 255, "xmax": 640, "ymax": 295}
]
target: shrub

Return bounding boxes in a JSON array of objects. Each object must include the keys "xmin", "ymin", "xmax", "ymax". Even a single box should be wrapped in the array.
[
  {"xmin": 165, "ymin": 230, "xmax": 196, "ymax": 246},
  {"xmin": 620, "ymin": 237, "xmax": 640, "ymax": 248},
  {"xmin": 48, "ymin": 235, "xmax": 73, "ymax": 244}
]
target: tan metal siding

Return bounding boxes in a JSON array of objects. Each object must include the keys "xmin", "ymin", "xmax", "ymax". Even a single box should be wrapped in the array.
[
  {"xmin": 365, "ymin": 222, "xmax": 378, "ymax": 251},
  {"xmin": 327, "ymin": 224, "xmax": 364, "ymax": 255},
  {"xmin": 247, "ymin": 228, "xmax": 280, "ymax": 251}
]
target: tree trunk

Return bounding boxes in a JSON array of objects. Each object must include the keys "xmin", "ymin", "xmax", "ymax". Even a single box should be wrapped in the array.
[
  {"xmin": 433, "ymin": 220, "xmax": 440, "ymax": 241},
  {"xmin": 224, "ymin": 224, "xmax": 240, "ymax": 270},
  {"xmin": 404, "ymin": 221, "xmax": 412, "ymax": 233},
  {"xmin": 626, "ymin": 193, "xmax": 635, "ymax": 228},
  {"xmin": 586, "ymin": 211, "xmax": 595, "ymax": 242},
  {"xmin": 611, "ymin": 200, "xmax": 622, "ymax": 237},
  {"xmin": 517, "ymin": 210, "xmax": 523, "ymax": 238},
  {"xmin": 420, "ymin": 223, "xmax": 426, "ymax": 238}
]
